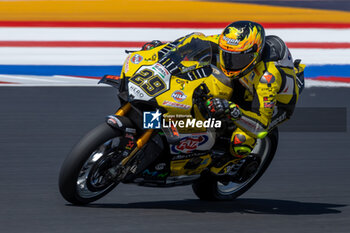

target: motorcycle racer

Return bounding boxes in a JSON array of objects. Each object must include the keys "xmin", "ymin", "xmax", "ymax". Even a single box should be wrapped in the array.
[
  {"xmin": 142, "ymin": 21, "xmax": 305, "ymax": 163},
  {"xmin": 60, "ymin": 21, "xmax": 295, "ymax": 204},
  {"xmin": 207, "ymin": 21, "xmax": 304, "ymax": 161}
]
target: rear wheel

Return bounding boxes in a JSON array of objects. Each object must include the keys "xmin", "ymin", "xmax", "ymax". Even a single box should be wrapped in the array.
[
  {"xmin": 59, "ymin": 123, "xmax": 123, "ymax": 205},
  {"xmin": 192, "ymin": 128, "xmax": 278, "ymax": 201}
]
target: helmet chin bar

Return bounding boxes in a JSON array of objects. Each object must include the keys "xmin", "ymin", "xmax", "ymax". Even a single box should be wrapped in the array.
[
  {"xmin": 220, "ymin": 56, "xmax": 259, "ymax": 79},
  {"xmin": 236, "ymin": 58, "xmax": 260, "ymax": 78}
]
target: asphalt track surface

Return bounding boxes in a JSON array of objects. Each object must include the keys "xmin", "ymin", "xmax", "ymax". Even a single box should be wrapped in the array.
[{"xmin": 0, "ymin": 87, "xmax": 349, "ymax": 233}]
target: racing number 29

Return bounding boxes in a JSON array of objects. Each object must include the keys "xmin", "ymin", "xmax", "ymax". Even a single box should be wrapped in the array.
[{"xmin": 129, "ymin": 69, "xmax": 166, "ymax": 96}]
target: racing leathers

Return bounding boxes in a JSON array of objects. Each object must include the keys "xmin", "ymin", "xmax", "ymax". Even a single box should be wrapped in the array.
[
  {"xmin": 144, "ymin": 33, "xmax": 304, "ymax": 160},
  {"xmin": 195, "ymin": 33, "xmax": 304, "ymax": 159}
]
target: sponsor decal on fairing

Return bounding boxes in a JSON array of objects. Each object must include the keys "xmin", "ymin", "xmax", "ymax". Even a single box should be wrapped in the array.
[
  {"xmin": 162, "ymin": 100, "xmax": 191, "ymax": 109},
  {"xmin": 155, "ymin": 163, "xmax": 166, "ymax": 171},
  {"xmin": 129, "ymin": 84, "xmax": 145, "ymax": 98},
  {"xmin": 124, "ymin": 55, "xmax": 131, "ymax": 73},
  {"xmin": 152, "ymin": 63, "xmax": 169, "ymax": 78},
  {"xmin": 171, "ymin": 90, "xmax": 187, "ymax": 102},
  {"xmin": 171, "ymin": 135, "xmax": 209, "ymax": 153},
  {"xmin": 131, "ymin": 54, "xmax": 143, "ymax": 64}
]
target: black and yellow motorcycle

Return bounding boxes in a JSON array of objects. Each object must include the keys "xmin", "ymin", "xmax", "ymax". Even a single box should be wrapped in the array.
[{"xmin": 59, "ymin": 36, "xmax": 278, "ymax": 205}]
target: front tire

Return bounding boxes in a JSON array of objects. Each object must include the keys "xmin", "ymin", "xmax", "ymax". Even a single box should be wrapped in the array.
[
  {"xmin": 192, "ymin": 128, "xmax": 278, "ymax": 201},
  {"xmin": 59, "ymin": 123, "xmax": 122, "ymax": 205}
]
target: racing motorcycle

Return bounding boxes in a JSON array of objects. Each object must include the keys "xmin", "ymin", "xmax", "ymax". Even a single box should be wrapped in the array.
[{"xmin": 59, "ymin": 36, "xmax": 279, "ymax": 205}]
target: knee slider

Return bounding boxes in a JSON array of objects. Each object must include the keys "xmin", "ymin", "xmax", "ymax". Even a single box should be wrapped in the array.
[
  {"xmin": 233, "ymin": 145, "xmax": 252, "ymax": 157},
  {"xmin": 233, "ymin": 134, "xmax": 246, "ymax": 145},
  {"xmin": 232, "ymin": 134, "xmax": 252, "ymax": 158}
]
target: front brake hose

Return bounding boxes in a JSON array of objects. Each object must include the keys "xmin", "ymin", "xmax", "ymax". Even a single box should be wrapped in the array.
[
  {"xmin": 120, "ymin": 129, "xmax": 154, "ymax": 166},
  {"xmin": 115, "ymin": 103, "xmax": 155, "ymax": 166}
]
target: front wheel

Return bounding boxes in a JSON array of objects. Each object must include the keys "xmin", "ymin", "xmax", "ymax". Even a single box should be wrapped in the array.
[
  {"xmin": 59, "ymin": 123, "xmax": 123, "ymax": 205},
  {"xmin": 192, "ymin": 128, "xmax": 278, "ymax": 201}
]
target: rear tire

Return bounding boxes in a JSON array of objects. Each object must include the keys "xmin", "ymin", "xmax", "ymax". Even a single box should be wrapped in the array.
[
  {"xmin": 192, "ymin": 128, "xmax": 278, "ymax": 201},
  {"xmin": 59, "ymin": 123, "xmax": 122, "ymax": 205}
]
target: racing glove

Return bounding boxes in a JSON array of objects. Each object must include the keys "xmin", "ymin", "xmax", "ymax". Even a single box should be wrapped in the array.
[{"xmin": 206, "ymin": 98, "xmax": 241, "ymax": 120}]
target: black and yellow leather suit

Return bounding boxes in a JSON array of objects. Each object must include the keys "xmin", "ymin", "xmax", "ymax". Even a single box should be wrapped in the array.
[{"xmin": 198, "ymin": 33, "xmax": 304, "ymax": 158}]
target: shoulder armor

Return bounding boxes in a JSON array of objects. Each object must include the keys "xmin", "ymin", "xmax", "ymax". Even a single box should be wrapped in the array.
[
  {"xmin": 262, "ymin": 35, "xmax": 294, "ymax": 68},
  {"xmin": 260, "ymin": 71, "xmax": 276, "ymax": 84}
]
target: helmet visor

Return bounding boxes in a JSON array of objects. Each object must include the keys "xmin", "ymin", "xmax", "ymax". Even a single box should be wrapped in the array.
[{"xmin": 220, "ymin": 49, "xmax": 255, "ymax": 71}]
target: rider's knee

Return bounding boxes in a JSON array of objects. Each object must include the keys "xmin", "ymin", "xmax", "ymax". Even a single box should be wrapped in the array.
[{"xmin": 230, "ymin": 133, "xmax": 256, "ymax": 158}]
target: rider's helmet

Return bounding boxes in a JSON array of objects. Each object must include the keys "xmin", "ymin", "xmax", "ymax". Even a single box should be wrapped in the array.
[{"xmin": 218, "ymin": 21, "xmax": 265, "ymax": 79}]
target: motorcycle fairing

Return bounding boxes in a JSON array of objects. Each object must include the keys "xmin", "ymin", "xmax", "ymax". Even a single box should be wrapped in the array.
[
  {"xmin": 114, "ymin": 35, "xmax": 243, "ymax": 182},
  {"xmin": 169, "ymin": 131, "xmax": 216, "ymax": 154},
  {"xmin": 128, "ymin": 63, "xmax": 172, "ymax": 101}
]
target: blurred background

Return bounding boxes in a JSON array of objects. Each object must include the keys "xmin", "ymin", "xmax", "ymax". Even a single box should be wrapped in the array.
[
  {"xmin": 0, "ymin": 1, "xmax": 349, "ymax": 233},
  {"xmin": 0, "ymin": 0, "xmax": 349, "ymax": 85}
]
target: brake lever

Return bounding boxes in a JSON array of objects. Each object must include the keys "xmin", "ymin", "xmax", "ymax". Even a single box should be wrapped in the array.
[{"xmin": 193, "ymin": 83, "xmax": 213, "ymax": 119}]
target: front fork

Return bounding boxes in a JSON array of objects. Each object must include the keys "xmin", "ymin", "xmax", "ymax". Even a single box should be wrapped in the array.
[
  {"xmin": 115, "ymin": 102, "xmax": 131, "ymax": 116},
  {"xmin": 114, "ymin": 103, "xmax": 154, "ymax": 166}
]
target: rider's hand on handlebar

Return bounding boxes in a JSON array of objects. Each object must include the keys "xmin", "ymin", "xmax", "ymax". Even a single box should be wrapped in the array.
[
  {"xmin": 206, "ymin": 98, "xmax": 227, "ymax": 119},
  {"xmin": 206, "ymin": 98, "xmax": 241, "ymax": 120}
]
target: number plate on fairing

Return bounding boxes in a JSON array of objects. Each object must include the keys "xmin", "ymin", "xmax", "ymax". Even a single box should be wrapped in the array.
[{"xmin": 128, "ymin": 63, "xmax": 171, "ymax": 101}]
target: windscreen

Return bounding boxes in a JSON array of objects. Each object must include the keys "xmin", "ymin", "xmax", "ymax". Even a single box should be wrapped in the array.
[{"xmin": 164, "ymin": 37, "xmax": 213, "ymax": 73}]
